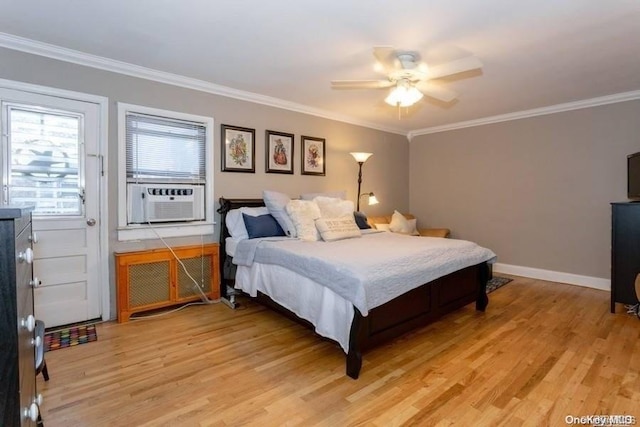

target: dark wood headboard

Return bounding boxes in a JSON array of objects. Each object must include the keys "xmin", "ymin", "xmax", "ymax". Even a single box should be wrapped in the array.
[{"xmin": 216, "ymin": 197, "xmax": 265, "ymax": 303}]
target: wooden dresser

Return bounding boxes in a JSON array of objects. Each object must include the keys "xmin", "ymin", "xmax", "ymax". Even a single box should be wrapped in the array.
[
  {"xmin": 611, "ymin": 202, "xmax": 640, "ymax": 312},
  {"xmin": 0, "ymin": 206, "xmax": 42, "ymax": 426}
]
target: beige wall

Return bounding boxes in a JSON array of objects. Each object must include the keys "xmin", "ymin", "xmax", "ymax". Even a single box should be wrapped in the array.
[
  {"xmin": 6, "ymin": 44, "xmax": 636, "ymax": 307},
  {"xmin": 0, "ymin": 47, "xmax": 408, "ymax": 317},
  {"xmin": 409, "ymin": 100, "xmax": 640, "ymax": 281}
]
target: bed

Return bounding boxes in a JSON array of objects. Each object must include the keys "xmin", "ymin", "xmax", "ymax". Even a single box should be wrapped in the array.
[{"xmin": 217, "ymin": 197, "xmax": 495, "ymax": 379}]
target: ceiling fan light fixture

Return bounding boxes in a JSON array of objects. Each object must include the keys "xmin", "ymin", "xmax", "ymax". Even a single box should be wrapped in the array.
[
  {"xmin": 331, "ymin": 47, "xmax": 481, "ymax": 108},
  {"xmin": 384, "ymin": 83, "xmax": 424, "ymax": 107}
]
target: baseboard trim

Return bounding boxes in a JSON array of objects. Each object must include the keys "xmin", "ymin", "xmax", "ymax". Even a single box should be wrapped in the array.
[{"xmin": 492, "ymin": 263, "xmax": 610, "ymax": 291}]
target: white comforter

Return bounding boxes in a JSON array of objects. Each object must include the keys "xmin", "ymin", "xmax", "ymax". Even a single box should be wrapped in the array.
[{"xmin": 233, "ymin": 232, "xmax": 496, "ymax": 316}]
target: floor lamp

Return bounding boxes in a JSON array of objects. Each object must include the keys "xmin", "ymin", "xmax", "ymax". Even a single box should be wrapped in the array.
[{"xmin": 350, "ymin": 152, "xmax": 378, "ymax": 211}]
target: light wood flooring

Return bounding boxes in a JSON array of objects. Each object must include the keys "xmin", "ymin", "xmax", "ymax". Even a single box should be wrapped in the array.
[{"xmin": 38, "ymin": 276, "xmax": 640, "ymax": 426}]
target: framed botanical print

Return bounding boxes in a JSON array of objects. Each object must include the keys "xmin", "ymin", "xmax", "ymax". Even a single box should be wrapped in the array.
[
  {"xmin": 265, "ymin": 130, "xmax": 294, "ymax": 174},
  {"xmin": 221, "ymin": 124, "xmax": 255, "ymax": 173},
  {"xmin": 301, "ymin": 135, "xmax": 325, "ymax": 176}
]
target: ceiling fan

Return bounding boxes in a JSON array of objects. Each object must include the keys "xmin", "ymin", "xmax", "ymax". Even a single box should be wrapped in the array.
[{"xmin": 331, "ymin": 46, "xmax": 482, "ymax": 108}]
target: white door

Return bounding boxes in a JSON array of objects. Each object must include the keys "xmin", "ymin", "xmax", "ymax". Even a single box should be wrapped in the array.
[{"xmin": 1, "ymin": 88, "xmax": 102, "ymax": 327}]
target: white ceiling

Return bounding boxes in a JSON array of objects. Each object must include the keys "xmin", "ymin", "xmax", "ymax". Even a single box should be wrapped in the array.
[{"xmin": 1, "ymin": 1, "xmax": 640, "ymax": 135}]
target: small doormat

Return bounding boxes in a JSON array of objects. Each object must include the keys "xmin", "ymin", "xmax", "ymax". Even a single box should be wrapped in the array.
[
  {"xmin": 487, "ymin": 276, "xmax": 513, "ymax": 294},
  {"xmin": 44, "ymin": 324, "xmax": 97, "ymax": 352}
]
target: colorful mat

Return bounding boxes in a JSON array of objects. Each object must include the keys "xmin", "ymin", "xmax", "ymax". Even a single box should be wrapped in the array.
[
  {"xmin": 487, "ymin": 276, "xmax": 513, "ymax": 294},
  {"xmin": 44, "ymin": 324, "xmax": 97, "ymax": 352}
]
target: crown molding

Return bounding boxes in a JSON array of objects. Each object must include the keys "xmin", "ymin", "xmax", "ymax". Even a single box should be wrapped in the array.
[
  {"xmin": 407, "ymin": 90, "xmax": 640, "ymax": 140},
  {"xmin": 5, "ymin": 31, "xmax": 638, "ymax": 141},
  {"xmin": 0, "ymin": 32, "xmax": 406, "ymax": 136}
]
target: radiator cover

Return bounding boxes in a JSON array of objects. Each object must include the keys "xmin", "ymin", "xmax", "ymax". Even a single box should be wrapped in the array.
[{"xmin": 115, "ymin": 244, "xmax": 219, "ymax": 322}]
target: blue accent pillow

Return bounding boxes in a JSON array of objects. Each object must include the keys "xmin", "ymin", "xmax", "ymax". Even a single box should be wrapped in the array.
[
  {"xmin": 353, "ymin": 211, "xmax": 371, "ymax": 229},
  {"xmin": 242, "ymin": 213, "xmax": 286, "ymax": 239}
]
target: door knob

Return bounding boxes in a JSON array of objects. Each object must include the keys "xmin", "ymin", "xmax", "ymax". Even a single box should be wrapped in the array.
[{"xmin": 87, "ymin": 218, "xmax": 96, "ymax": 226}]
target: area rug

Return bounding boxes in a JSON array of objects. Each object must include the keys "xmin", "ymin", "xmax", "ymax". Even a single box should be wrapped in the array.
[
  {"xmin": 44, "ymin": 324, "xmax": 97, "ymax": 352},
  {"xmin": 486, "ymin": 276, "xmax": 513, "ymax": 294}
]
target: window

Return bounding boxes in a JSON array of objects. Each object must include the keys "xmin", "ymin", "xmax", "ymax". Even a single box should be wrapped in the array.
[
  {"xmin": 117, "ymin": 103, "xmax": 214, "ymax": 241},
  {"xmin": 3, "ymin": 104, "xmax": 83, "ymax": 215},
  {"xmin": 125, "ymin": 113, "xmax": 205, "ymax": 184}
]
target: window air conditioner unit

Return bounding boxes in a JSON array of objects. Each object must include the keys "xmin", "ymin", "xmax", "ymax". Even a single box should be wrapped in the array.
[{"xmin": 127, "ymin": 183, "xmax": 205, "ymax": 224}]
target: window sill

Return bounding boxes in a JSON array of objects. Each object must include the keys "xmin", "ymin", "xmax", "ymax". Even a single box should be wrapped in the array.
[{"xmin": 117, "ymin": 222, "xmax": 215, "ymax": 241}]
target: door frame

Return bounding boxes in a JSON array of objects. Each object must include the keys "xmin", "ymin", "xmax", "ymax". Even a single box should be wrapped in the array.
[{"xmin": 0, "ymin": 78, "xmax": 110, "ymax": 322}]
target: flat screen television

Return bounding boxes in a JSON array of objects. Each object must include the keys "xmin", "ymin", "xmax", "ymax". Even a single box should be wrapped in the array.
[{"xmin": 628, "ymin": 152, "xmax": 640, "ymax": 200}]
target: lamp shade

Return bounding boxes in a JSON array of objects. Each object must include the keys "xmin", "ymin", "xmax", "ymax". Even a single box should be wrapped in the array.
[
  {"xmin": 384, "ymin": 85, "xmax": 424, "ymax": 107},
  {"xmin": 357, "ymin": 192, "xmax": 379, "ymax": 210},
  {"xmin": 350, "ymin": 152, "xmax": 373, "ymax": 163}
]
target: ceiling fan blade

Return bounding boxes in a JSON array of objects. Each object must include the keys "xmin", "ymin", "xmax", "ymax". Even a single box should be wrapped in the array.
[
  {"xmin": 427, "ymin": 56, "xmax": 483, "ymax": 80},
  {"xmin": 331, "ymin": 80, "xmax": 394, "ymax": 89},
  {"xmin": 373, "ymin": 46, "xmax": 399, "ymax": 72},
  {"xmin": 418, "ymin": 83, "xmax": 458, "ymax": 103}
]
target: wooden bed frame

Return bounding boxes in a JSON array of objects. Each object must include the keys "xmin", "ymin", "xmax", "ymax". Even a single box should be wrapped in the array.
[{"xmin": 217, "ymin": 197, "xmax": 490, "ymax": 379}]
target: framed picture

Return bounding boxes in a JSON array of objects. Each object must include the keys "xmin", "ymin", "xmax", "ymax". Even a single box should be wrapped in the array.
[
  {"xmin": 221, "ymin": 124, "xmax": 255, "ymax": 173},
  {"xmin": 301, "ymin": 135, "xmax": 325, "ymax": 176},
  {"xmin": 265, "ymin": 130, "xmax": 294, "ymax": 174}
]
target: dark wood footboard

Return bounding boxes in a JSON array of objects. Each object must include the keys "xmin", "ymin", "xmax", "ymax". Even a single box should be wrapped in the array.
[
  {"xmin": 346, "ymin": 262, "xmax": 489, "ymax": 378},
  {"xmin": 217, "ymin": 197, "xmax": 490, "ymax": 379}
]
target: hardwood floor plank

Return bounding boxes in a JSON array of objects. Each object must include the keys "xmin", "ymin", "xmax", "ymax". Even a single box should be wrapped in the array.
[{"xmin": 37, "ymin": 276, "xmax": 640, "ymax": 426}]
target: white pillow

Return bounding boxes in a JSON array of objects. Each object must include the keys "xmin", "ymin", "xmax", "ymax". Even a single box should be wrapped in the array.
[
  {"xmin": 313, "ymin": 196, "xmax": 354, "ymax": 218},
  {"xmin": 403, "ymin": 219, "xmax": 419, "ymax": 236},
  {"xmin": 315, "ymin": 217, "xmax": 361, "ymax": 242},
  {"xmin": 389, "ymin": 210, "xmax": 420, "ymax": 236},
  {"xmin": 263, "ymin": 190, "xmax": 297, "ymax": 237},
  {"xmin": 226, "ymin": 207, "xmax": 270, "ymax": 240},
  {"xmin": 300, "ymin": 190, "xmax": 347, "ymax": 200},
  {"xmin": 285, "ymin": 200, "xmax": 321, "ymax": 241},
  {"xmin": 375, "ymin": 223, "xmax": 391, "ymax": 232}
]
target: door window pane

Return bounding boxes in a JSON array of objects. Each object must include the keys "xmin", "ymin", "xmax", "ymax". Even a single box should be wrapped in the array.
[{"xmin": 8, "ymin": 107, "xmax": 82, "ymax": 215}]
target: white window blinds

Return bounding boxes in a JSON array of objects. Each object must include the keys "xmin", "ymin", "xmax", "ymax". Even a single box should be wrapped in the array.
[{"xmin": 125, "ymin": 112, "xmax": 206, "ymax": 183}]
